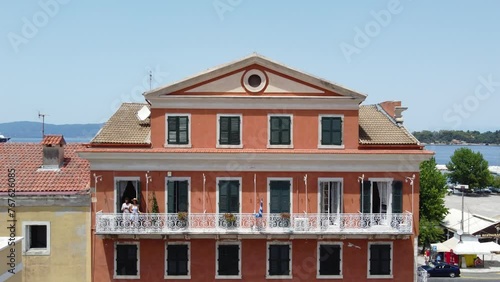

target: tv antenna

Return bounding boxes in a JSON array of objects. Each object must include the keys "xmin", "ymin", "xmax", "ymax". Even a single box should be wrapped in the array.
[
  {"xmin": 149, "ymin": 70, "xmax": 153, "ymax": 90},
  {"xmin": 38, "ymin": 112, "xmax": 47, "ymax": 138}
]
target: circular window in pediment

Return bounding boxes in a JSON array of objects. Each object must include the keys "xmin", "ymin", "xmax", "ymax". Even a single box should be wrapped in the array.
[{"xmin": 242, "ymin": 69, "xmax": 267, "ymax": 93}]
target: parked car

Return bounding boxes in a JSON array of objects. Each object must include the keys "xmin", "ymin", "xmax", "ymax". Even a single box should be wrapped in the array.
[
  {"xmin": 489, "ymin": 187, "xmax": 500, "ymax": 193},
  {"xmin": 419, "ymin": 262, "xmax": 460, "ymax": 278}
]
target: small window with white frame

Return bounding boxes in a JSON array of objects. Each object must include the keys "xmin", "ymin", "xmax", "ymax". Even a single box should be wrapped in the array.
[
  {"xmin": 165, "ymin": 242, "xmax": 190, "ymax": 279},
  {"xmin": 22, "ymin": 221, "xmax": 50, "ymax": 256},
  {"xmin": 368, "ymin": 242, "xmax": 392, "ymax": 278},
  {"xmin": 166, "ymin": 114, "xmax": 191, "ymax": 147},
  {"xmin": 114, "ymin": 241, "xmax": 140, "ymax": 279},
  {"xmin": 216, "ymin": 241, "xmax": 241, "ymax": 279},
  {"xmin": 217, "ymin": 114, "xmax": 243, "ymax": 148},
  {"xmin": 318, "ymin": 114, "xmax": 344, "ymax": 148},
  {"xmin": 267, "ymin": 242, "xmax": 292, "ymax": 279},
  {"xmin": 317, "ymin": 242, "xmax": 342, "ymax": 278},
  {"xmin": 268, "ymin": 114, "xmax": 293, "ymax": 148}
]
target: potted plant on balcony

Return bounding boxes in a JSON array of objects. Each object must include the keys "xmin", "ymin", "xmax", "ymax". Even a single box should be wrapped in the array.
[
  {"xmin": 148, "ymin": 192, "xmax": 160, "ymax": 228},
  {"xmin": 224, "ymin": 213, "xmax": 237, "ymax": 228},
  {"xmin": 280, "ymin": 212, "xmax": 291, "ymax": 228},
  {"xmin": 177, "ymin": 212, "xmax": 188, "ymax": 228}
]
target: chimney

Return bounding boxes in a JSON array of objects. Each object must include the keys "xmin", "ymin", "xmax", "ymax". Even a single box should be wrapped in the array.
[
  {"xmin": 380, "ymin": 101, "xmax": 407, "ymax": 125},
  {"xmin": 41, "ymin": 135, "xmax": 66, "ymax": 169}
]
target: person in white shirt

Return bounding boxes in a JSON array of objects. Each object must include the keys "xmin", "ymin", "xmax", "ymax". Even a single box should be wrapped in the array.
[{"xmin": 121, "ymin": 197, "xmax": 131, "ymax": 225}]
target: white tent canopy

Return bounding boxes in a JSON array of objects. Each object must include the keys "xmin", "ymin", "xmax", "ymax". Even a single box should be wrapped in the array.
[{"xmin": 431, "ymin": 234, "xmax": 500, "ymax": 255}]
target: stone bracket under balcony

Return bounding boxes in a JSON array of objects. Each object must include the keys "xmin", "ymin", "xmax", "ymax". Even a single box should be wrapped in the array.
[{"xmin": 95, "ymin": 212, "xmax": 413, "ymax": 237}]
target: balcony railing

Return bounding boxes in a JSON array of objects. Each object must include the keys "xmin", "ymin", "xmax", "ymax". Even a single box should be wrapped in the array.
[{"xmin": 96, "ymin": 212, "xmax": 413, "ymax": 235}]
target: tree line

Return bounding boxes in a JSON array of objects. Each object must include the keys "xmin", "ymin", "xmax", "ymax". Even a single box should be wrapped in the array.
[{"xmin": 412, "ymin": 130, "xmax": 500, "ymax": 144}]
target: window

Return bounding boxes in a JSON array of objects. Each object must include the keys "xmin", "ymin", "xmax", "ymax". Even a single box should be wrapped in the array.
[
  {"xmin": 319, "ymin": 115, "xmax": 343, "ymax": 147},
  {"xmin": 317, "ymin": 244, "xmax": 342, "ymax": 278},
  {"xmin": 114, "ymin": 242, "xmax": 140, "ymax": 279},
  {"xmin": 217, "ymin": 115, "xmax": 242, "ymax": 147},
  {"xmin": 167, "ymin": 178, "xmax": 189, "ymax": 213},
  {"xmin": 269, "ymin": 115, "xmax": 292, "ymax": 147},
  {"xmin": 166, "ymin": 114, "xmax": 190, "ymax": 146},
  {"xmin": 242, "ymin": 69, "xmax": 267, "ymax": 93},
  {"xmin": 368, "ymin": 243, "xmax": 392, "ymax": 278},
  {"xmin": 218, "ymin": 179, "xmax": 241, "ymax": 214},
  {"xmin": 165, "ymin": 243, "xmax": 190, "ymax": 278},
  {"xmin": 22, "ymin": 221, "xmax": 50, "ymax": 255},
  {"xmin": 216, "ymin": 242, "xmax": 241, "ymax": 278},
  {"xmin": 267, "ymin": 243, "xmax": 291, "ymax": 279},
  {"xmin": 115, "ymin": 178, "xmax": 140, "ymax": 213},
  {"xmin": 360, "ymin": 179, "xmax": 403, "ymax": 215}
]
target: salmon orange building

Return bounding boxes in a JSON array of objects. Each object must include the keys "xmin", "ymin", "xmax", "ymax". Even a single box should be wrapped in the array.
[{"xmin": 80, "ymin": 54, "xmax": 432, "ymax": 281}]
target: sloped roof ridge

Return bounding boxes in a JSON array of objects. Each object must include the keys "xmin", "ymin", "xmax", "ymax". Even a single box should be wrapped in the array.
[{"xmin": 374, "ymin": 103, "xmax": 420, "ymax": 144}]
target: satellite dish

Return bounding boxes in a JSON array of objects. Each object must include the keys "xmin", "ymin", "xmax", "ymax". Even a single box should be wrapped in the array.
[
  {"xmin": 136, "ymin": 106, "xmax": 151, "ymax": 121},
  {"xmin": 457, "ymin": 229, "xmax": 463, "ymax": 235}
]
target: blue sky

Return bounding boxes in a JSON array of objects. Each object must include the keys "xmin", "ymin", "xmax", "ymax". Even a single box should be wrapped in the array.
[{"xmin": 1, "ymin": 0, "xmax": 499, "ymax": 132}]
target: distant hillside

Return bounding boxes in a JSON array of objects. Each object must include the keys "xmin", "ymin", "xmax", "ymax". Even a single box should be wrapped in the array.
[
  {"xmin": 0, "ymin": 121, "xmax": 102, "ymax": 138},
  {"xmin": 413, "ymin": 130, "xmax": 500, "ymax": 144}
]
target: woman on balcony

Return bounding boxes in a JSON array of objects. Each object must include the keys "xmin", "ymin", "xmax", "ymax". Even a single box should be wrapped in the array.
[{"xmin": 130, "ymin": 198, "xmax": 141, "ymax": 227}]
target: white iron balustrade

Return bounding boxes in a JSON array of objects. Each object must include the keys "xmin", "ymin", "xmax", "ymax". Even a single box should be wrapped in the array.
[{"xmin": 95, "ymin": 212, "xmax": 412, "ymax": 235}]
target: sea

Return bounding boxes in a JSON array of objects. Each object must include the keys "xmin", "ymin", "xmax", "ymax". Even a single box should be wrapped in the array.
[{"xmin": 7, "ymin": 138, "xmax": 500, "ymax": 167}]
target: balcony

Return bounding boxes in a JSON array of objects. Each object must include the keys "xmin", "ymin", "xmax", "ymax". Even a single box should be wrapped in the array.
[{"xmin": 95, "ymin": 212, "xmax": 413, "ymax": 236}]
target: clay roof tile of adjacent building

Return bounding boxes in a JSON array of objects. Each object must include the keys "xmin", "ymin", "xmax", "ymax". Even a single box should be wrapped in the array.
[
  {"xmin": 41, "ymin": 134, "xmax": 66, "ymax": 145},
  {"xmin": 359, "ymin": 104, "xmax": 419, "ymax": 145},
  {"xmin": 91, "ymin": 103, "xmax": 151, "ymax": 145},
  {"xmin": 0, "ymin": 143, "xmax": 90, "ymax": 194}
]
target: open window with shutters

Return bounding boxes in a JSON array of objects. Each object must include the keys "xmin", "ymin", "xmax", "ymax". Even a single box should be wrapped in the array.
[
  {"xmin": 217, "ymin": 114, "xmax": 242, "ymax": 148},
  {"xmin": 216, "ymin": 242, "xmax": 241, "ymax": 279},
  {"xmin": 114, "ymin": 242, "xmax": 140, "ymax": 279},
  {"xmin": 319, "ymin": 115, "xmax": 344, "ymax": 148},
  {"xmin": 360, "ymin": 179, "xmax": 403, "ymax": 225},
  {"xmin": 368, "ymin": 242, "xmax": 392, "ymax": 278},
  {"xmin": 217, "ymin": 178, "xmax": 241, "ymax": 228},
  {"xmin": 165, "ymin": 242, "xmax": 190, "ymax": 279},
  {"xmin": 319, "ymin": 178, "xmax": 343, "ymax": 227},
  {"xmin": 267, "ymin": 242, "xmax": 292, "ymax": 279},
  {"xmin": 317, "ymin": 243, "xmax": 342, "ymax": 278},
  {"xmin": 115, "ymin": 178, "xmax": 141, "ymax": 213},
  {"xmin": 166, "ymin": 114, "xmax": 190, "ymax": 147},
  {"xmin": 268, "ymin": 114, "xmax": 293, "ymax": 148}
]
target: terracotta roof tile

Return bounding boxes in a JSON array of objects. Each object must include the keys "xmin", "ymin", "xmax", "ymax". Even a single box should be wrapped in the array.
[
  {"xmin": 359, "ymin": 105, "xmax": 419, "ymax": 145},
  {"xmin": 91, "ymin": 103, "xmax": 150, "ymax": 145},
  {"xmin": 0, "ymin": 143, "xmax": 89, "ymax": 194},
  {"xmin": 41, "ymin": 135, "xmax": 66, "ymax": 145}
]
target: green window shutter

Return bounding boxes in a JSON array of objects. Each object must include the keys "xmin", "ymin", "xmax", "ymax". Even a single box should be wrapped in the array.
[
  {"xmin": 360, "ymin": 180, "xmax": 371, "ymax": 213},
  {"xmin": 321, "ymin": 117, "xmax": 342, "ymax": 145},
  {"xmin": 219, "ymin": 181, "xmax": 229, "ymax": 213},
  {"xmin": 167, "ymin": 117, "xmax": 177, "ymax": 144},
  {"xmin": 392, "ymin": 181, "xmax": 403, "ymax": 213},
  {"xmin": 270, "ymin": 181, "xmax": 290, "ymax": 213},
  {"xmin": 167, "ymin": 181, "xmax": 175, "ymax": 213},
  {"xmin": 229, "ymin": 117, "xmax": 240, "ymax": 145},
  {"xmin": 281, "ymin": 182, "xmax": 290, "ymax": 213},
  {"xmin": 219, "ymin": 117, "xmax": 230, "ymax": 145},
  {"xmin": 178, "ymin": 116, "xmax": 189, "ymax": 144},
  {"xmin": 228, "ymin": 180, "xmax": 240, "ymax": 213},
  {"xmin": 332, "ymin": 117, "xmax": 342, "ymax": 145},
  {"xmin": 270, "ymin": 117, "xmax": 291, "ymax": 145},
  {"xmin": 178, "ymin": 181, "xmax": 189, "ymax": 212}
]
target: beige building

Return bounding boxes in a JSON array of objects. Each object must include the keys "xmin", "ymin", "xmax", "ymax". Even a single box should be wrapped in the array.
[{"xmin": 0, "ymin": 136, "xmax": 91, "ymax": 282}]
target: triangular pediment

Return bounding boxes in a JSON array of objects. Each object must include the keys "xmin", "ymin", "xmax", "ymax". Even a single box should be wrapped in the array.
[{"xmin": 145, "ymin": 54, "xmax": 366, "ymax": 99}]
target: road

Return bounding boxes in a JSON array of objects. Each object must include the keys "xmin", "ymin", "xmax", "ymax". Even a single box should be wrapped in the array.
[{"xmin": 428, "ymin": 272, "xmax": 500, "ymax": 281}]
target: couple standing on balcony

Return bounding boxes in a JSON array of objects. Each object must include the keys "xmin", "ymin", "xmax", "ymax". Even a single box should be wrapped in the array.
[{"xmin": 121, "ymin": 197, "xmax": 141, "ymax": 224}]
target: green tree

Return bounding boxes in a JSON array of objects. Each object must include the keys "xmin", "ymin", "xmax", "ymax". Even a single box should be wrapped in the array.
[
  {"xmin": 419, "ymin": 157, "xmax": 448, "ymax": 251},
  {"xmin": 446, "ymin": 148, "xmax": 493, "ymax": 189}
]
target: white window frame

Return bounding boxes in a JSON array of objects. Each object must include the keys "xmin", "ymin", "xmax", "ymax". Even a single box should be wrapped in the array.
[
  {"xmin": 114, "ymin": 241, "xmax": 140, "ymax": 280},
  {"xmin": 215, "ymin": 241, "xmax": 242, "ymax": 279},
  {"xmin": 367, "ymin": 178, "xmax": 393, "ymax": 215},
  {"xmin": 165, "ymin": 113, "xmax": 192, "ymax": 148},
  {"xmin": 317, "ymin": 178, "xmax": 343, "ymax": 214},
  {"xmin": 114, "ymin": 177, "xmax": 140, "ymax": 213},
  {"xmin": 267, "ymin": 114, "xmax": 293, "ymax": 148},
  {"xmin": 165, "ymin": 241, "xmax": 191, "ymax": 279},
  {"xmin": 317, "ymin": 242, "xmax": 343, "ymax": 279},
  {"xmin": 266, "ymin": 241, "xmax": 292, "ymax": 279},
  {"xmin": 367, "ymin": 241, "xmax": 393, "ymax": 279},
  {"xmin": 267, "ymin": 177, "xmax": 293, "ymax": 214},
  {"xmin": 216, "ymin": 177, "xmax": 243, "ymax": 214},
  {"xmin": 22, "ymin": 221, "xmax": 50, "ymax": 256},
  {"xmin": 216, "ymin": 113, "xmax": 243, "ymax": 148},
  {"xmin": 318, "ymin": 114, "xmax": 344, "ymax": 149},
  {"xmin": 165, "ymin": 177, "xmax": 191, "ymax": 214}
]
